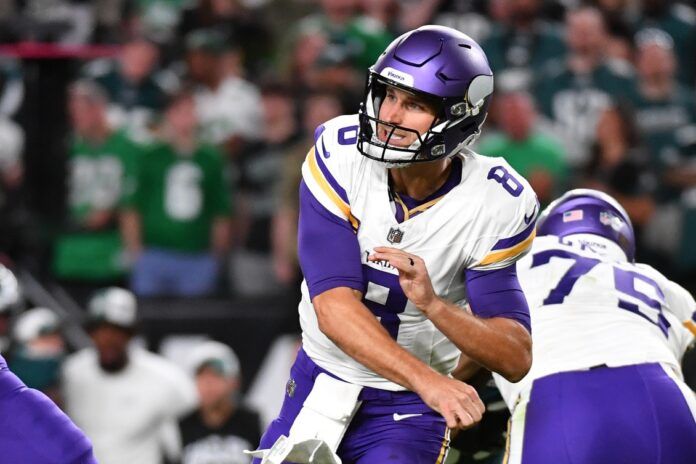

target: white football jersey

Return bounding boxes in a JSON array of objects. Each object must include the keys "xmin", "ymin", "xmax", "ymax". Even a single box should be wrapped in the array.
[
  {"xmin": 495, "ymin": 235, "xmax": 696, "ymax": 410},
  {"xmin": 299, "ymin": 114, "xmax": 538, "ymax": 390}
]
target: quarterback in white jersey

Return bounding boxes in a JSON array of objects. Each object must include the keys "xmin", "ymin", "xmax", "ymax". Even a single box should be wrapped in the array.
[
  {"xmin": 494, "ymin": 189, "xmax": 696, "ymax": 464},
  {"xmin": 252, "ymin": 26, "xmax": 537, "ymax": 464}
]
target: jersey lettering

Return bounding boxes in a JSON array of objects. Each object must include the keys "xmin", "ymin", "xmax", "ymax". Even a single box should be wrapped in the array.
[
  {"xmin": 487, "ymin": 166, "xmax": 524, "ymax": 197},
  {"xmin": 531, "ymin": 249, "xmax": 670, "ymax": 337},
  {"xmin": 362, "ymin": 265, "xmax": 407, "ymax": 339}
]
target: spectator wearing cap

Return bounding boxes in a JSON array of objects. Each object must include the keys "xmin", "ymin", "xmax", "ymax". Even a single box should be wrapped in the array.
[
  {"xmin": 185, "ymin": 28, "xmax": 263, "ymax": 154},
  {"xmin": 177, "ymin": 341, "xmax": 262, "ymax": 464},
  {"xmin": 61, "ymin": 287, "xmax": 198, "ymax": 464},
  {"xmin": 120, "ymin": 88, "xmax": 232, "ymax": 297},
  {"xmin": 52, "ymin": 80, "xmax": 144, "ymax": 296},
  {"xmin": 7, "ymin": 307, "xmax": 65, "ymax": 404}
]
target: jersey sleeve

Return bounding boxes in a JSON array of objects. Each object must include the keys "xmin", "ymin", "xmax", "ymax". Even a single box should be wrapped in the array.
[
  {"xmin": 465, "ymin": 264, "xmax": 531, "ymax": 332},
  {"xmin": 469, "ymin": 165, "xmax": 539, "ymax": 271},
  {"xmin": 300, "ymin": 119, "xmax": 359, "ymax": 231},
  {"xmin": 663, "ymin": 278, "xmax": 696, "ymax": 340},
  {"xmin": 298, "ymin": 180, "xmax": 365, "ymax": 299},
  {"xmin": 297, "ymin": 117, "xmax": 365, "ymax": 298}
]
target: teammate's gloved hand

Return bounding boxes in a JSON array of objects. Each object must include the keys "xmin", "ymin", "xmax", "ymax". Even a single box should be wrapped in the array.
[
  {"xmin": 369, "ymin": 247, "xmax": 439, "ymax": 311},
  {"xmin": 415, "ymin": 372, "xmax": 485, "ymax": 430}
]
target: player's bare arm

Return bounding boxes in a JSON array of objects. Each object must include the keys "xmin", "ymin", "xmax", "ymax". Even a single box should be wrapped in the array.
[
  {"xmin": 313, "ymin": 287, "xmax": 484, "ymax": 429},
  {"xmin": 370, "ymin": 247, "xmax": 532, "ymax": 382}
]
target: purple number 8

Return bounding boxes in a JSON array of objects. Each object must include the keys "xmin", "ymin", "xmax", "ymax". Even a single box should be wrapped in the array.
[{"xmin": 487, "ymin": 166, "xmax": 524, "ymax": 197}]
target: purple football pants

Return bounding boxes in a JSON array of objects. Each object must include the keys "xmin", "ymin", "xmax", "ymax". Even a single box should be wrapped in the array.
[
  {"xmin": 513, "ymin": 363, "xmax": 696, "ymax": 464},
  {"xmin": 254, "ymin": 348, "xmax": 449, "ymax": 464},
  {"xmin": 0, "ymin": 364, "xmax": 96, "ymax": 464}
]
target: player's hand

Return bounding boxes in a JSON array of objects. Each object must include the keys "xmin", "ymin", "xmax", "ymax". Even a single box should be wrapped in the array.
[
  {"xmin": 369, "ymin": 247, "xmax": 438, "ymax": 311},
  {"xmin": 415, "ymin": 373, "xmax": 485, "ymax": 430}
]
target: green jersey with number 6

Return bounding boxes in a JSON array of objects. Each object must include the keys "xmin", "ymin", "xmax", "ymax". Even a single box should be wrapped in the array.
[{"xmin": 125, "ymin": 142, "xmax": 231, "ymax": 252}]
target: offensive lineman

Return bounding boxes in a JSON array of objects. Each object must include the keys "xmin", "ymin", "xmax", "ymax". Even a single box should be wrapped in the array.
[
  {"xmin": 252, "ymin": 25, "xmax": 538, "ymax": 463},
  {"xmin": 494, "ymin": 189, "xmax": 696, "ymax": 463},
  {"xmin": 0, "ymin": 264, "xmax": 96, "ymax": 463}
]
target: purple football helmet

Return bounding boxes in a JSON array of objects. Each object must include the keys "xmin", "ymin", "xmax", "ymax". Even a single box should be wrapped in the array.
[
  {"xmin": 537, "ymin": 189, "xmax": 636, "ymax": 262},
  {"xmin": 357, "ymin": 25, "xmax": 494, "ymax": 166}
]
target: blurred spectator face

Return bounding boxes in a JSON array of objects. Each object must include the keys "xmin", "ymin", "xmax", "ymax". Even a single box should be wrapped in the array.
[
  {"xmin": 68, "ymin": 91, "xmax": 106, "ymax": 137},
  {"xmin": 121, "ymin": 39, "xmax": 158, "ymax": 83},
  {"xmin": 196, "ymin": 365, "xmax": 238, "ymax": 409},
  {"xmin": 360, "ymin": 0, "xmax": 398, "ymax": 23},
  {"xmin": 489, "ymin": 0, "xmax": 512, "ymax": 23},
  {"xmin": 211, "ymin": 0, "xmax": 240, "ymax": 16},
  {"xmin": 566, "ymin": 9, "xmax": 607, "ymax": 56},
  {"xmin": 187, "ymin": 50, "xmax": 220, "ymax": 84},
  {"xmin": 165, "ymin": 94, "xmax": 198, "ymax": 136},
  {"xmin": 262, "ymin": 92, "xmax": 296, "ymax": 141},
  {"xmin": 303, "ymin": 93, "xmax": 342, "ymax": 135},
  {"xmin": 507, "ymin": 0, "xmax": 540, "ymax": 25},
  {"xmin": 637, "ymin": 43, "xmax": 676, "ymax": 82},
  {"xmin": 91, "ymin": 324, "xmax": 131, "ymax": 372},
  {"xmin": 498, "ymin": 92, "xmax": 536, "ymax": 141},
  {"xmin": 25, "ymin": 331, "xmax": 64, "ymax": 356},
  {"xmin": 293, "ymin": 33, "xmax": 327, "ymax": 80},
  {"xmin": 595, "ymin": 0, "xmax": 627, "ymax": 14},
  {"xmin": 320, "ymin": 0, "xmax": 358, "ymax": 22}
]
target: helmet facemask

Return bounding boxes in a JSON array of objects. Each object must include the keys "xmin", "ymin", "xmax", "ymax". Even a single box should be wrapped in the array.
[{"xmin": 357, "ymin": 72, "xmax": 490, "ymax": 167}]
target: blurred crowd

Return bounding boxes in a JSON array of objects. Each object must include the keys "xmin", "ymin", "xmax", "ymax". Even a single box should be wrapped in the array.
[{"xmin": 0, "ymin": 0, "xmax": 695, "ymax": 463}]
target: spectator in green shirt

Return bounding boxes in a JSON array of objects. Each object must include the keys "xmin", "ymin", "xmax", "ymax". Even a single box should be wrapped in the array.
[
  {"xmin": 477, "ymin": 90, "xmax": 567, "ymax": 205},
  {"xmin": 121, "ymin": 88, "xmax": 232, "ymax": 297},
  {"xmin": 53, "ymin": 80, "xmax": 142, "ymax": 287}
]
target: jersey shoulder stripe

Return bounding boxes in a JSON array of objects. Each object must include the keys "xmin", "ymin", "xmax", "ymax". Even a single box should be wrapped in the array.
[
  {"xmin": 304, "ymin": 147, "xmax": 359, "ymax": 231},
  {"xmin": 480, "ymin": 226, "xmax": 536, "ymax": 266}
]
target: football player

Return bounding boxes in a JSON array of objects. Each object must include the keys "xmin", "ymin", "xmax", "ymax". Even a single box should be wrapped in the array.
[
  {"xmin": 494, "ymin": 189, "xmax": 696, "ymax": 463},
  {"xmin": 252, "ymin": 25, "xmax": 538, "ymax": 464},
  {"xmin": 0, "ymin": 264, "xmax": 96, "ymax": 464}
]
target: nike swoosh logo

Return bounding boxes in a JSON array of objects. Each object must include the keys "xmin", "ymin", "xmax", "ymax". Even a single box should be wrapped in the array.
[
  {"xmin": 321, "ymin": 136, "xmax": 331, "ymax": 159},
  {"xmin": 393, "ymin": 413, "xmax": 423, "ymax": 422},
  {"xmin": 524, "ymin": 203, "xmax": 538, "ymax": 225}
]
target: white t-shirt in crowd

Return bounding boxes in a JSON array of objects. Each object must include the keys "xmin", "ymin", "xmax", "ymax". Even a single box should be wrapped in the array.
[{"xmin": 62, "ymin": 346, "xmax": 199, "ymax": 464}]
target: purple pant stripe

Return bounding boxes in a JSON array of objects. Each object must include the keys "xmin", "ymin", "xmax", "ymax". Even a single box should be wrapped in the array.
[
  {"xmin": 521, "ymin": 363, "xmax": 696, "ymax": 464},
  {"xmin": 254, "ymin": 348, "xmax": 448, "ymax": 463}
]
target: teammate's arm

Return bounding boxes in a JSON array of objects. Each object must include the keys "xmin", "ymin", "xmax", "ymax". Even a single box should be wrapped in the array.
[
  {"xmin": 370, "ymin": 247, "xmax": 532, "ymax": 382},
  {"xmin": 313, "ymin": 287, "xmax": 484, "ymax": 429}
]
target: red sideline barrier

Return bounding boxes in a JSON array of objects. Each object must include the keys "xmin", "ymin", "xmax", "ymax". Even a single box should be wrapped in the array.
[{"xmin": 0, "ymin": 42, "xmax": 120, "ymax": 59}]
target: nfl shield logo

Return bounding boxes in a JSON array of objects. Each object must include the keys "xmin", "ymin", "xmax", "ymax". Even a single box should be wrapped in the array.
[{"xmin": 387, "ymin": 227, "xmax": 404, "ymax": 244}]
